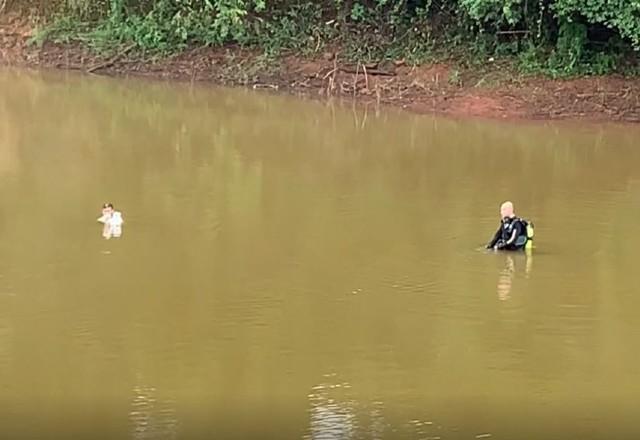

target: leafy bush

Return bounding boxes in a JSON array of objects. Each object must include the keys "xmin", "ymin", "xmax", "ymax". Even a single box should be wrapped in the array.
[{"xmin": 17, "ymin": 0, "xmax": 639, "ymax": 75}]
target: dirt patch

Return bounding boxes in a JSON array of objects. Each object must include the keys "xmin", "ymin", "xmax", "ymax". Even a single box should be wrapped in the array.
[
  {"xmin": 2, "ymin": 13, "xmax": 640, "ymax": 123},
  {"xmin": 446, "ymin": 94, "xmax": 525, "ymax": 119},
  {"xmin": 402, "ymin": 63, "xmax": 450, "ymax": 84}
]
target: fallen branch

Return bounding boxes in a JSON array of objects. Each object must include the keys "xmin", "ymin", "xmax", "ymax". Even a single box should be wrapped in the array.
[
  {"xmin": 322, "ymin": 66, "xmax": 338, "ymax": 80},
  {"xmin": 292, "ymin": 79, "xmax": 310, "ymax": 88},
  {"xmin": 56, "ymin": 63, "xmax": 85, "ymax": 71},
  {"xmin": 496, "ymin": 30, "xmax": 530, "ymax": 35},
  {"xmin": 326, "ymin": 56, "xmax": 338, "ymax": 95},
  {"xmin": 576, "ymin": 92, "xmax": 621, "ymax": 98},
  {"xmin": 353, "ymin": 62, "xmax": 359, "ymax": 98},
  {"xmin": 87, "ymin": 43, "xmax": 135, "ymax": 74},
  {"xmin": 363, "ymin": 64, "xmax": 369, "ymax": 92},
  {"xmin": 342, "ymin": 66, "xmax": 395, "ymax": 76},
  {"xmin": 252, "ymin": 83, "xmax": 279, "ymax": 90}
]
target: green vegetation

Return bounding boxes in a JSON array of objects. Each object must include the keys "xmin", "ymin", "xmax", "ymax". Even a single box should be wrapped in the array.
[{"xmin": 10, "ymin": 0, "xmax": 640, "ymax": 76}]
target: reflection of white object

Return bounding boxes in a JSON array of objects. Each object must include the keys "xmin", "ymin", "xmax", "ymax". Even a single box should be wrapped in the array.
[
  {"xmin": 109, "ymin": 212, "xmax": 123, "ymax": 237},
  {"xmin": 99, "ymin": 211, "xmax": 124, "ymax": 239}
]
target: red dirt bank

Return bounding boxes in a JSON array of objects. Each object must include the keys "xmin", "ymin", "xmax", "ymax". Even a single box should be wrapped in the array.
[{"xmin": 2, "ymin": 13, "xmax": 639, "ymax": 123}]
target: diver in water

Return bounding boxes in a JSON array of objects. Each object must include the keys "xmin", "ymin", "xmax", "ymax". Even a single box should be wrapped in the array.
[
  {"xmin": 98, "ymin": 203, "xmax": 124, "ymax": 239},
  {"xmin": 486, "ymin": 201, "xmax": 533, "ymax": 251}
]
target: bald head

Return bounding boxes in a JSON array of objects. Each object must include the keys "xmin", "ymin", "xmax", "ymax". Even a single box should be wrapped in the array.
[{"xmin": 500, "ymin": 201, "xmax": 514, "ymax": 219}]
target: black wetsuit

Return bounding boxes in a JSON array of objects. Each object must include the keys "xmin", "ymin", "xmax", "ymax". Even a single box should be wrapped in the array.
[{"xmin": 487, "ymin": 216, "xmax": 527, "ymax": 251}]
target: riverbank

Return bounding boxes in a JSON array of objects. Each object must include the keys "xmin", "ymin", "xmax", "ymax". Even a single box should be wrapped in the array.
[{"xmin": 2, "ymin": 13, "xmax": 640, "ymax": 123}]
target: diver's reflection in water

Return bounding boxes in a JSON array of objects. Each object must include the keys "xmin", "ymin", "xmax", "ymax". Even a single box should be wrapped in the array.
[
  {"xmin": 497, "ymin": 254, "xmax": 515, "ymax": 301},
  {"xmin": 129, "ymin": 376, "xmax": 179, "ymax": 440},
  {"xmin": 497, "ymin": 250, "xmax": 533, "ymax": 301}
]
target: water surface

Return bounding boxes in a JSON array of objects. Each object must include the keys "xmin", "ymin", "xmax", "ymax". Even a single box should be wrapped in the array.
[{"xmin": 1, "ymin": 69, "xmax": 640, "ymax": 439}]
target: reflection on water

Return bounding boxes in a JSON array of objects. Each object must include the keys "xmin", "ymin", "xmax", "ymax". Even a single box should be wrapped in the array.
[
  {"xmin": 307, "ymin": 375, "xmax": 357, "ymax": 440},
  {"xmin": 129, "ymin": 376, "xmax": 179, "ymax": 440},
  {"xmin": 497, "ymin": 254, "xmax": 515, "ymax": 301},
  {"xmin": 1, "ymin": 69, "xmax": 640, "ymax": 438},
  {"xmin": 307, "ymin": 374, "xmax": 391, "ymax": 440},
  {"xmin": 496, "ymin": 251, "xmax": 533, "ymax": 301}
]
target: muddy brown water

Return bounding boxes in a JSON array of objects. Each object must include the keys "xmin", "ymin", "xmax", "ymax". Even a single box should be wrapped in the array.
[{"xmin": 1, "ymin": 69, "xmax": 640, "ymax": 440}]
